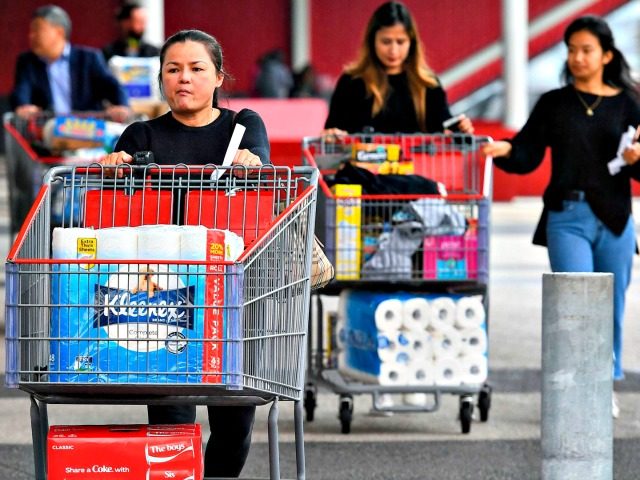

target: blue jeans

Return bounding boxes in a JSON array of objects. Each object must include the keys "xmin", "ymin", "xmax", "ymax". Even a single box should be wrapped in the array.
[{"xmin": 546, "ymin": 199, "xmax": 635, "ymax": 381}]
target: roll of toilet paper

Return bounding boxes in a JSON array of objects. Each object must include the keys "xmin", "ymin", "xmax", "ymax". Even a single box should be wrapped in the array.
[
  {"xmin": 374, "ymin": 298, "xmax": 403, "ymax": 332},
  {"xmin": 379, "ymin": 361, "xmax": 409, "ymax": 386},
  {"xmin": 459, "ymin": 354, "xmax": 488, "ymax": 385},
  {"xmin": 52, "ymin": 227, "xmax": 96, "ymax": 259},
  {"xmin": 434, "ymin": 356, "xmax": 463, "ymax": 386},
  {"xmin": 137, "ymin": 225, "xmax": 182, "ymax": 260},
  {"xmin": 180, "ymin": 225, "xmax": 209, "ymax": 260},
  {"xmin": 458, "ymin": 326, "xmax": 488, "ymax": 356},
  {"xmin": 401, "ymin": 297, "xmax": 431, "ymax": 332},
  {"xmin": 401, "ymin": 331, "xmax": 432, "ymax": 361},
  {"xmin": 407, "ymin": 360, "xmax": 436, "ymax": 386},
  {"xmin": 96, "ymin": 227, "xmax": 138, "ymax": 259},
  {"xmin": 430, "ymin": 326, "xmax": 463, "ymax": 359},
  {"xmin": 430, "ymin": 297, "xmax": 457, "ymax": 327},
  {"xmin": 377, "ymin": 332, "xmax": 411, "ymax": 363},
  {"xmin": 455, "ymin": 296, "xmax": 486, "ymax": 328}
]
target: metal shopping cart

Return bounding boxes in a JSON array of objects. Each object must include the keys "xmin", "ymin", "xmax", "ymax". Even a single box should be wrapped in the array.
[
  {"xmin": 3, "ymin": 111, "xmax": 137, "ymax": 236},
  {"xmin": 4, "ymin": 162, "xmax": 318, "ymax": 479},
  {"xmin": 302, "ymin": 132, "xmax": 493, "ymax": 434}
]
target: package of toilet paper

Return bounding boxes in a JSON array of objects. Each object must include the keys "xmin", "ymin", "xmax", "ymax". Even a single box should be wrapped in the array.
[{"xmin": 49, "ymin": 226, "xmax": 244, "ymax": 385}]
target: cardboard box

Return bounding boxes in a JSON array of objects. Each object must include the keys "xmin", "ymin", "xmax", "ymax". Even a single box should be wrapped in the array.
[
  {"xmin": 333, "ymin": 184, "xmax": 362, "ymax": 280},
  {"xmin": 47, "ymin": 424, "xmax": 203, "ymax": 480},
  {"xmin": 350, "ymin": 143, "xmax": 412, "ymax": 174}
]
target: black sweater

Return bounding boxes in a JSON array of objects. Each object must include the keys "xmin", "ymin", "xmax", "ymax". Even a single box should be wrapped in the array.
[
  {"xmin": 114, "ymin": 108, "xmax": 270, "ymax": 165},
  {"xmin": 494, "ymin": 85, "xmax": 640, "ymax": 245},
  {"xmin": 324, "ymin": 72, "xmax": 453, "ymax": 133}
]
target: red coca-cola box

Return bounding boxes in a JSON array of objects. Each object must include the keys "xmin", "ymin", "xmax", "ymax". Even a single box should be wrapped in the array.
[{"xmin": 47, "ymin": 424, "xmax": 203, "ymax": 480}]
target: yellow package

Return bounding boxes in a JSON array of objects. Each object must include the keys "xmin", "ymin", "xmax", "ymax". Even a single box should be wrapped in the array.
[{"xmin": 332, "ymin": 184, "xmax": 362, "ymax": 280}]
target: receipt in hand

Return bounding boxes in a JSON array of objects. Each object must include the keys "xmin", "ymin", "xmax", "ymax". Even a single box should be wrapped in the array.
[{"xmin": 608, "ymin": 126, "xmax": 636, "ymax": 175}]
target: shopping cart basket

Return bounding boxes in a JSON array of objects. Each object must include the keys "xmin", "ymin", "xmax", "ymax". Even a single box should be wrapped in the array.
[
  {"xmin": 302, "ymin": 132, "xmax": 493, "ymax": 434},
  {"xmin": 5, "ymin": 162, "xmax": 318, "ymax": 479}
]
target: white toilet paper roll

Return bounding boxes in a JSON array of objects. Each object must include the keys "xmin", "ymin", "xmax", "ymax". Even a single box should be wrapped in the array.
[
  {"xmin": 379, "ymin": 361, "xmax": 409, "ymax": 386},
  {"xmin": 377, "ymin": 332, "xmax": 411, "ymax": 363},
  {"xmin": 96, "ymin": 227, "xmax": 138, "ymax": 259},
  {"xmin": 459, "ymin": 354, "xmax": 488, "ymax": 385},
  {"xmin": 434, "ymin": 357, "xmax": 463, "ymax": 386},
  {"xmin": 401, "ymin": 331, "xmax": 432, "ymax": 361},
  {"xmin": 455, "ymin": 296, "xmax": 486, "ymax": 328},
  {"xmin": 180, "ymin": 225, "xmax": 208, "ymax": 260},
  {"xmin": 430, "ymin": 297, "xmax": 457, "ymax": 327},
  {"xmin": 407, "ymin": 360, "xmax": 436, "ymax": 386},
  {"xmin": 375, "ymin": 299, "xmax": 404, "ymax": 332},
  {"xmin": 458, "ymin": 326, "xmax": 488, "ymax": 356},
  {"xmin": 52, "ymin": 227, "xmax": 96, "ymax": 259},
  {"xmin": 430, "ymin": 326, "xmax": 463, "ymax": 360},
  {"xmin": 137, "ymin": 225, "xmax": 181, "ymax": 260},
  {"xmin": 401, "ymin": 297, "xmax": 431, "ymax": 332}
]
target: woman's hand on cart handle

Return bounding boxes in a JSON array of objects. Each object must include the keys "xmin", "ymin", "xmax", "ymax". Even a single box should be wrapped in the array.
[
  {"xmin": 456, "ymin": 114, "xmax": 475, "ymax": 134},
  {"xmin": 231, "ymin": 149, "xmax": 262, "ymax": 177},
  {"xmin": 15, "ymin": 104, "xmax": 42, "ymax": 119},
  {"xmin": 320, "ymin": 127, "xmax": 348, "ymax": 143},
  {"xmin": 483, "ymin": 140, "xmax": 512, "ymax": 159},
  {"xmin": 99, "ymin": 151, "xmax": 133, "ymax": 178}
]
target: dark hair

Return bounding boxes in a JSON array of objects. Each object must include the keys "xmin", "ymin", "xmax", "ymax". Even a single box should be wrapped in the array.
[
  {"xmin": 116, "ymin": 2, "xmax": 142, "ymax": 21},
  {"xmin": 158, "ymin": 29, "xmax": 229, "ymax": 107},
  {"xmin": 562, "ymin": 15, "xmax": 637, "ymax": 94},
  {"xmin": 33, "ymin": 4, "xmax": 71, "ymax": 39}
]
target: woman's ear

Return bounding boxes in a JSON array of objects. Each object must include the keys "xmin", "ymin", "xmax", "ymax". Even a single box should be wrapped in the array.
[
  {"xmin": 603, "ymin": 50, "xmax": 614, "ymax": 65},
  {"xmin": 215, "ymin": 73, "xmax": 224, "ymax": 88}
]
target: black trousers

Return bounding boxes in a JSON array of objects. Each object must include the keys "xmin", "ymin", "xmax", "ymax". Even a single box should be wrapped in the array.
[{"xmin": 148, "ymin": 404, "xmax": 256, "ymax": 478}]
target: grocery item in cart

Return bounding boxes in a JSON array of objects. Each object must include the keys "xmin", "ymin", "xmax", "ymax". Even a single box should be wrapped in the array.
[
  {"xmin": 351, "ymin": 142, "xmax": 412, "ymax": 174},
  {"xmin": 47, "ymin": 424, "xmax": 203, "ymax": 480},
  {"xmin": 49, "ymin": 225, "xmax": 243, "ymax": 385},
  {"xmin": 332, "ymin": 184, "xmax": 362, "ymax": 280},
  {"xmin": 336, "ymin": 290, "xmax": 488, "ymax": 387}
]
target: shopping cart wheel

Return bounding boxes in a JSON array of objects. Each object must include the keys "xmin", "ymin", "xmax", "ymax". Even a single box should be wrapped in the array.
[
  {"xmin": 339, "ymin": 394, "xmax": 354, "ymax": 434},
  {"xmin": 304, "ymin": 383, "xmax": 317, "ymax": 422},
  {"xmin": 478, "ymin": 384, "xmax": 492, "ymax": 422},
  {"xmin": 459, "ymin": 395, "xmax": 474, "ymax": 434}
]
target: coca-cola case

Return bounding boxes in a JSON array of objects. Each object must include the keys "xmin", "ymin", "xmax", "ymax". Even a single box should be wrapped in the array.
[{"xmin": 47, "ymin": 424, "xmax": 203, "ymax": 480}]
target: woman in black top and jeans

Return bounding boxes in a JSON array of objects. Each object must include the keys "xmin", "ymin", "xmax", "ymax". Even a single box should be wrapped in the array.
[
  {"xmin": 100, "ymin": 29, "xmax": 268, "ymax": 477},
  {"xmin": 323, "ymin": 1, "xmax": 474, "ymax": 135},
  {"xmin": 484, "ymin": 15, "xmax": 640, "ymax": 417}
]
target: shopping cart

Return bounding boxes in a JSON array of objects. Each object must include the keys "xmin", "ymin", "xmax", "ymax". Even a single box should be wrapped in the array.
[
  {"xmin": 302, "ymin": 132, "xmax": 493, "ymax": 434},
  {"xmin": 4, "ymin": 162, "xmax": 318, "ymax": 479},
  {"xmin": 3, "ymin": 111, "xmax": 135, "ymax": 236}
]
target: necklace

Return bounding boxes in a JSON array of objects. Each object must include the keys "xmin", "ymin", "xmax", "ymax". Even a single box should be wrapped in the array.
[{"xmin": 575, "ymin": 88, "xmax": 603, "ymax": 116}]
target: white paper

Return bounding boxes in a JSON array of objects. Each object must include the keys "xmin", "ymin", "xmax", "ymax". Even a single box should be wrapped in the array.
[
  {"xmin": 212, "ymin": 122, "xmax": 246, "ymax": 181},
  {"xmin": 608, "ymin": 125, "xmax": 636, "ymax": 175}
]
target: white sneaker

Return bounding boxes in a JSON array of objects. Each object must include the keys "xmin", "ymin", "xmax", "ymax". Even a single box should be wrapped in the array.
[{"xmin": 612, "ymin": 393, "xmax": 620, "ymax": 419}]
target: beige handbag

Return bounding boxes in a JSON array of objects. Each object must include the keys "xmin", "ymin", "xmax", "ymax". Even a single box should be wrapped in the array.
[{"xmin": 311, "ymin": 236, "xmax": 334, "ymax": 290}]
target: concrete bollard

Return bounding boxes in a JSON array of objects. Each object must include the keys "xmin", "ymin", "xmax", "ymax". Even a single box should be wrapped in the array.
[{"xmin": 541, "ymin": 273, "xmax": 613, "ymax": 480}]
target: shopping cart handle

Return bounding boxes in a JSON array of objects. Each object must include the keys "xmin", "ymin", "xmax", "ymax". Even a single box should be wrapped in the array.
[{"xmin": 133, "ymin": 151, "xmax": 154, "ymax": 165}]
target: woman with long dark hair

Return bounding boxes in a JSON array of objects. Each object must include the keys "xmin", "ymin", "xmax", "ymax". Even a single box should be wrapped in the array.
[
  {"xmin": 484, "ymin": 15, "xmax": 640, "ymax": 418},
  {"xmin": 323, "ymin": 1, "xmax": 473, "ymax": 134}
]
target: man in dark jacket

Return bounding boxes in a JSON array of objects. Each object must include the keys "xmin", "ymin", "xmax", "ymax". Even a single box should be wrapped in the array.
[{"xmin": 10, "ymin": 4, "xmax": 130, "ymax": 120}]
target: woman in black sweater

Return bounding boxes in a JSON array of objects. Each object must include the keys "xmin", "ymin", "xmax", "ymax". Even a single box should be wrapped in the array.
[
  {"xmin": 323, "ymin": 1, "xmax": 473, "ymax": 135},
  {"xmin": 484, "ymin": 16, "xmax": 640, "ymax": 416},
  {"xmin": 101, "ymin": 29, "xmax": 268, "ymax": 477}
]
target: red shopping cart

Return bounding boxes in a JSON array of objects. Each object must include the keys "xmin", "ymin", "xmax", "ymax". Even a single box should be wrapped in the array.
[
  {"xmin": 5, "ymin": 162, "xmax": 318, "ymax": 479},
  {"xmin": 302, "ymin": 132, "xmax": 493, "ymax": 434}
]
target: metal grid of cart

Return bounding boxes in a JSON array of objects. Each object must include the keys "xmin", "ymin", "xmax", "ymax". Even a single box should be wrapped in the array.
[
  {"xmin": 302, "ymin": 132, "xmax": 493, "ymax": 434},
  {"xmin": 5, "ymin": 163, "xmax": 318, "ymax": 479}
]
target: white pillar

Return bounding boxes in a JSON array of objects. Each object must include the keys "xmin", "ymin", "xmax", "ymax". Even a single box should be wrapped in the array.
[
  {"xmin": 502, "ymin": 0, "xmax": 528, "ymax": 129},
  {"xmin": 140, "ymin": 0, "xmax": 165, "ymax": 47},
  {"xmin": 291, "ymin": 0, "xmax": 311, "ymax": 71}
]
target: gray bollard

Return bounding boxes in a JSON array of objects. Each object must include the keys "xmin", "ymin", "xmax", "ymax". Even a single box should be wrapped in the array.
[{"xmin": 541, "ymin": 273, "xmax": 613, "ymax": 480}]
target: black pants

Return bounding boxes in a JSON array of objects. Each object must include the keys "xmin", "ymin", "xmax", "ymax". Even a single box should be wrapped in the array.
[{"xmin": 148, "ymin": 404, "xmax": 256, "ymax": 478}]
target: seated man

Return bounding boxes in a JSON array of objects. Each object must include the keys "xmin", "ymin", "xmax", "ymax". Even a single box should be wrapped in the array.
[
  {"xmin": 102, "ymin": 1, "xmax": 160, "ymax": 61},
  {"xmin": 10, "ymin": 4, "xmax": 130, "ymax": 121}
]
